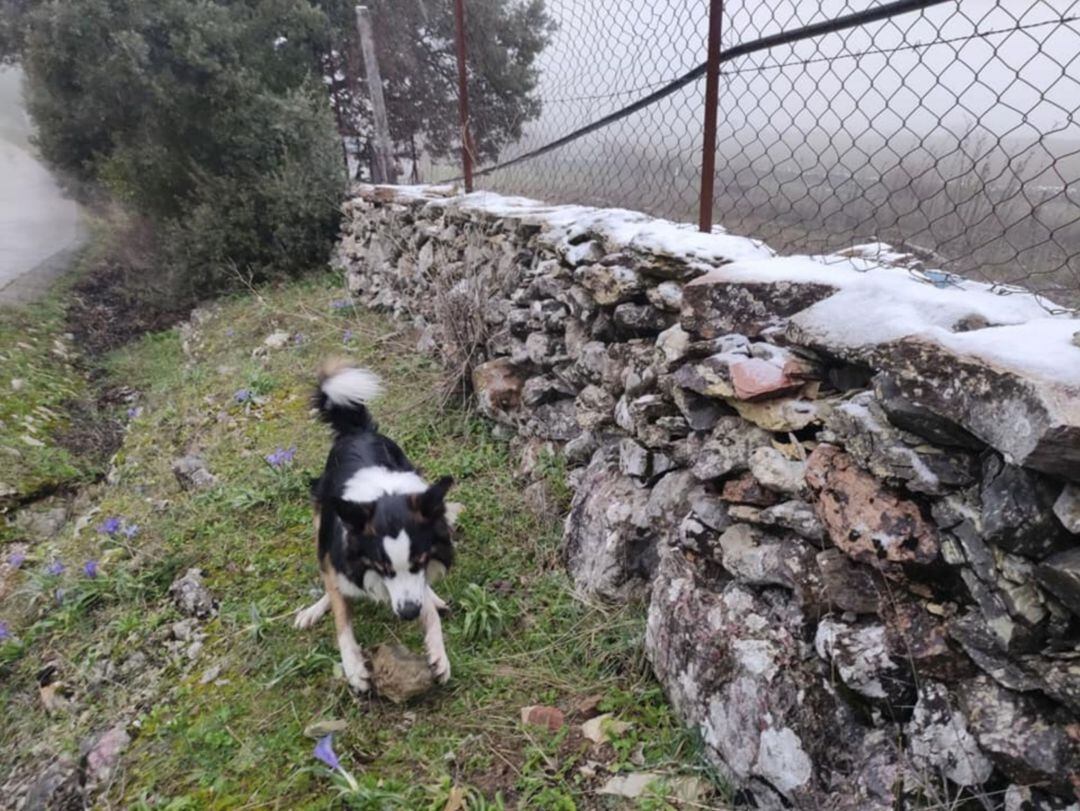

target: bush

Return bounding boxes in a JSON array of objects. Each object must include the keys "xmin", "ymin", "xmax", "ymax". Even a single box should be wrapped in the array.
[{"xmin": 16, "ymin": 0, "xmax": 345, "ymax": 296}]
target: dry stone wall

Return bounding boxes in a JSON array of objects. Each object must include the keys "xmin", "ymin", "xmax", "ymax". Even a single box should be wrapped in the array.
[{"xmin": 338, "ymin": 184, "xmax": 1080, "ymax": 810}]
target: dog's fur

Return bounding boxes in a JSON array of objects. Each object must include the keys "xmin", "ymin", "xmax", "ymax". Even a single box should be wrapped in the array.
[{"xmin": 294, "ymin": 359, "xmax": 454, "ymax": 692}]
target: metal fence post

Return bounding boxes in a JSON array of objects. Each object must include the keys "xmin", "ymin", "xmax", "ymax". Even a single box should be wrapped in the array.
[
  {"xmin": 698, "ymin": 0, "xmax": 724, "ymax": 232},
  {"xmin": 453, "ymin": 0, "xmax": 475, "ymax": 193}
]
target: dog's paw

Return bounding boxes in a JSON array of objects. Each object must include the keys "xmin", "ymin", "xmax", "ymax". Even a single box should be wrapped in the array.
[
  {"xmin": 429, "ymin": 650, "xmax": 451, "ymax": 684},
  {"xmin": 341, "ymin": 650, "xmax": 371, "ymax": 693},
  {"xmin": 293, "ymin": 594, "xmax": 329, "ymax": 630}
]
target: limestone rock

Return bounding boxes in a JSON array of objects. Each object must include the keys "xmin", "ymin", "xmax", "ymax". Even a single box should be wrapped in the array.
[
  {"xmin": 805, "ymin": 444, "xmax": 939, "ymax": 576},
  {"xmin": 168, "ymin": 568, "xmax": 218, "ymax": 619},
  {"xmin": 690, "ymin": 417, "xmax": 771, "ymax": 481},
  {"xmin": 646, "ymin": 280, "xmax": 683, "ymax": 312},
  {"xmin": 472, "ymin": 358, "xmax": 524, "ymax": 424},
  {"xmin": 613, "ymin": 303, "xmax": 672, "ymax": 338},
  {"xmin": 815, "ymin": 549, "xmax": 880, "ymax": 614},
  {"xmin": 681, "ymin": 273, "xmax": 836, "ymax": 339},
  {"xmin": 574, "ymin": 385, "xmax": 614, "ymax": 431},
  {"xmin": 748, "ymin": 446, "xmax": 807, "ymax": 497},
  {"xmin": 523, "ymin": 398, "xmax": 579, "ymax": 441},
  {"xmin": 171, "ymin": 456, "xmax": 218, "ymax": 491},
  {"xmin": 1054, "ymin": 483, "xmax": 1080, "ymax": 534},
  {"xmin": 575, "ymin": 263, "xmax": 643, "ymax": 305},
  {"xmin": 756, "ymin": 500, "xmax": 824, "ymax": 543},
  {"xmin": 981, "ymin": 455, "xmax": 1069, "ymax": 559},
  {"xmin": 672, "ymin": 386, "xmax": 727, "ymax": 432},
  {"xmin": 815, "ymin": 617, "xmax": 915, "ymax": 707},
  {"xmin": 873, "ymin": 373, "xmax": 984, "ymax": 449},
  {"xmin": 371, "ymin": 644, "xmax": 436, "ymax": 703},
  {"xmin": 908, "ymin": 681, "xmax": 993, "ymax": 786},
  {"xmin": 1036, "ymin": 548, "xmax": 1080, "ymax": 618},
  {"xmin": 729, "ymin": 357, "xmax": 802, "ymax": 401},
  {"xmin": 727, "ymin": 397, "xmax": 822, "ymax": 432},
  {"xmin": 718, "ymin": 524, "xmax": 817, "ymax": 593}
]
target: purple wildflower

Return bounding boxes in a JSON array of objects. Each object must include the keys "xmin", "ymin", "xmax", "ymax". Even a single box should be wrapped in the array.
[
  {"xmin": 46, "ymin": 560, "xmax": 65, "ymax": 577},
  {"xmin": 293, "ymin": 333, "xmax": 305, "ymax": 345},
  {"xmin": 342, "ymin": 329, "xmax": 353, "ymax": 344},
  {"xmin": 0, "ymin": 621, "xmax": 9, "ymax": 641},
  {"xmin": 234, "ymin": 388, "xmax": 252, "ymax": 404},
  {"xmin": 98, "ymin": 517, "xmax": 122, "ymax": 536},
  {"xmin": 330, "ymin": 299, "xmax": 350, "ymax": 310},
  {"xmin": 265, "ymin": 446, "xmax": 297, "ymax": 468},
  {"xmin": 122, "ymin": 524, "xmax": 140, "ymax": 539},
  {"xmin": 226, "ymin": 328, "xmax": 235, "ymax": 337},
  {"xmin": 313, "ymin": 735, "xmax": 341, "ymax": 771},
  {"xmin": 127, "ymin": 406, "xmax": 143, "ymax": 419},
  {"xmin": 83, "ymin": 560, "xmax": 99, "ymax": 578},
  {"xmin": 7, "ymin": 553, "xmax": 25, "ymax": 569}
]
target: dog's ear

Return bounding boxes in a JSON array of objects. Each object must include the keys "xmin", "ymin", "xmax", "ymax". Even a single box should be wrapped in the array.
[
  {"xmin": 411, "ymin": 475, "xmax": 454, "ymax": 520},
  {"xmin": 332, "ymin": 498, "xmax": 375, "ymax": 533}
]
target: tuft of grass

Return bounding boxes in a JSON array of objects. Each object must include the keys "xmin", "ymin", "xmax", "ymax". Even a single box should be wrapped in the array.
[{"xmin": 0, "ymin": 272, "xmax": 720, "ymax": 808}]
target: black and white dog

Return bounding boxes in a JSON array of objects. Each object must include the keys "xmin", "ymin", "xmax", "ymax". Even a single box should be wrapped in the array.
[{"xmin": 294, "ymin": 360, "xmax": 454, "ymax": 692}]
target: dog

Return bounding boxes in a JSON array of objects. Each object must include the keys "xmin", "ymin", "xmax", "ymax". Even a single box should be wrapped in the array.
[{"xmin": 293, "ymin": 360, "xmax": 454, "ymax": 693}]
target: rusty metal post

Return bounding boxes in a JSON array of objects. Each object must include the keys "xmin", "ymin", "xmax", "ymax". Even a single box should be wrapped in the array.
[
  {"xmin": 698, "ymin": 0, "xmax": 724, "ymax": 232},
  {"xmin": 453, "ymin": 0, "xmax": 474, "ymax": 192}
]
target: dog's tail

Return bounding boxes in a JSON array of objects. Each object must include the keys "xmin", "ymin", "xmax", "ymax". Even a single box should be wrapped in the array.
[{"xmin": 313, "ymin": 358, "xmax": 383, "ymax": 434}]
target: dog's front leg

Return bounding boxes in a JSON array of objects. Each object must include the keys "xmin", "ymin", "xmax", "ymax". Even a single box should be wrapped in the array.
[
  {"xmin": 420, "ymin": 594, "xmax": 451, "ymax": 684},
  {"xmin": 322, "ymin": 571, "xmax": 370, "ymax": 693}
]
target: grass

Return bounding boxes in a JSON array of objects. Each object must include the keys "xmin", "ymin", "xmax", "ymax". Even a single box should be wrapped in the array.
[{"xmin": 0, "ymin": 271, "xmax": 720, "ymax": 809}]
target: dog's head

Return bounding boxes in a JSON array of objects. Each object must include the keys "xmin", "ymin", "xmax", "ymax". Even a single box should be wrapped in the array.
[{"xmin": 332, "ymin": 476, "xmax": 454, "ymax": 620}]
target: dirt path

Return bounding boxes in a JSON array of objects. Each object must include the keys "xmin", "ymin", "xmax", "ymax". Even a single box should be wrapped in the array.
[{"xmin": 0, "ymin": 67, "xmax": 85, "ymax": 305}]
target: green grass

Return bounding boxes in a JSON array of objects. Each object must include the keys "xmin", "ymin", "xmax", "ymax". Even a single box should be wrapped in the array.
[{"xmin": 0, "ymin": 272, "xmax": 720, "ymax": 809}]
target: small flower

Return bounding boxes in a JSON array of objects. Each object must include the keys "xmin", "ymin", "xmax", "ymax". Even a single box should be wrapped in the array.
[
  {"xmin": 234, "ymin": 388, "xmax": 252, "ymax": 404},
  {"xmin": 55, "ymin": 588, "xmax": 65, "ymax": 605},
  {"xmin": 127, "ymin": 406, "xmax": 143, "ymax": 419},
  {"xmin": 0, "ymin": 621, "xmax": 10, "ymax": 641},
  {"xmin": 122, "ymin": 524, "xmax": 140, "ymax": 539},
  {"xmin": 342, "ymin": 329, "xmax": 353, "ymax": 344},
  {"xmin": 46, "ymin": 560, "xmax": 65, "ymax": 576},
  {"xmin": 83, "ymin": 560, "xmax": 99, "ymax": 578},
  {"xmin": 330, "ymin": 299, "xmax": 350, "ymax": 310},
  {"xmin": 7, "ymin": 553, "xmax": 25, "ymax": 569},
  {"xmin": 265, "ymin": 446, "xmax": 297, "ymax": 468},
  {"xmin": 97, "ymin": 517, "xmax": 122, "ymax": 536},
  {"xmin": 293, "ymin": 333, "xmax": 305, "ymax": 345},
  {"xmin": 226, "ymin": 328, "xmax": 235, "ymax": 337},
  {"xmin": 313, "ymin": 735, "xmax": 341, "ymax": 771}
]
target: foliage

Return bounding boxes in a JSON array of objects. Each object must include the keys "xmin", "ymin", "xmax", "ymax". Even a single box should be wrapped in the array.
[
  {"xmin": 13, "ymin": 0, "xmax": 345, "ymax": 295},
  {"xmin": 319, "ymin": 0, "xmax": 555, "ymax": 164}
]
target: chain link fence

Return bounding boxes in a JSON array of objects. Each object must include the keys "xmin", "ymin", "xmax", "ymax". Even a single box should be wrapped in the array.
[{"xmin": 450, "ymin": 0, "xmax": 1080, "ymax": 309}]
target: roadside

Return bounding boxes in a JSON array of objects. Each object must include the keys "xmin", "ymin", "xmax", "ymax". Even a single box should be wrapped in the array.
[
  {"xmin": 0, "ymin": 272, "xmax": 722, "ymax": 809},
  {"xmin": 0, "ymin": 66, "xmax": 86, "ymax": 306}
]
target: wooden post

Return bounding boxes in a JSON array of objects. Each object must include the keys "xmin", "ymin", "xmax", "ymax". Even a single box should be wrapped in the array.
[
  {"xmin": 452, "ymin": 0, "xmax": 474, "ymax": 192},
  {"xmin": 698, "ymin": 0, "xmax": 724, "ymax": 232},
  {"xmin": 355, "ymin": 5, "xmax": 396, "ymax": 184}
]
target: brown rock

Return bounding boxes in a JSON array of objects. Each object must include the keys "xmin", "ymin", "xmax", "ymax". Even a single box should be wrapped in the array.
[
  {"xmin": 472, "ymin": 358, "xmax": 524, "ymax": 424},
  {"xmin": 805, "ymin": 444, "xmax": 939, "ymax": 577},
  {"xmin": 521, "ymin": 705, "xmax": 566, "ymax": 732},
  {"xmin": 729, "ymin": 358, "xmax": 802, "ymax": 401},
  {"xmin": 722, "ymin": 473, "xmax": 780, "ymax": 507},
  {"xmin": 371, "ymin": 644, "xmax": 436, "ymax": 704},
  {"xmin": 815, "ymin": 548, "xmax": 881, "ymax": 614}
]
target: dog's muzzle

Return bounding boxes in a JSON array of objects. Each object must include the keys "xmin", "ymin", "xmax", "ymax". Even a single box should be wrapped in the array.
[{"xmin": 395, "ymin": 600, "xmax": 421, "ymax": 621}]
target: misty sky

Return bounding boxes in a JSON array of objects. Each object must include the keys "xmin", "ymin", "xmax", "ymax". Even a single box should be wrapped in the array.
[{"xmin": 499, "ymin": 0, "xmax": 1080, "ymax": 163}]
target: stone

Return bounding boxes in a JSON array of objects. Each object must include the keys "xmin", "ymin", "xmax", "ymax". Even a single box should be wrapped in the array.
[
  {"xmin": 873, "ymin": 373, "xmax": 984, "ymax": 449},
  {"xmin": 613, "ymin": 303, "xmax": 672, "ymax": 337},
  {"xmin": 748, "ymin": 446, "xmax": 807, "ymax": 497},
  {"xmin": 576, "ymin": 340, "xmax": 608, "ymax": 382},
  {"xmin": 171, "ymin": 456, "xmax": 218, "ymax": 491},
  {"xmin": 563, "ymin": 318, "xmax": 588, "ymax": 359},
  {"xmin": 1054, "ymin": 483, "xmax": 1080, "ymax": 534},
  {"xmin": 729, "ymin": 357, "xmax": 802, "ymax": 401},
  {"xmin": 168, "ymin": 568, "xmax": 218, "ymax": 618},
  {"xmin": 564, "ymin": 432, "xmax": 598, "ymax": 466},
  {"xmin": 472, "ymin": 358, "xmax": 524, "ymax": 424},
  {"xmin": 563, "ymin": 451, "xmax": 652, "ymax": 601},
  {"xmin": 727, "ymin": 397, "xmax": 822, "ymax": 432},
  {"xmin": 520, "ymin": 705, "xmax": 565, "ymax": 731},
  {"xmin": 815, "ymin": 549, "xmax": 880, "ymax": 614},
  {"xmin": 1036, "ymin": 548, "xmax": 1080, "ymax": 618},
  {"xmin": 575, "ymin": 263, "xmax": 643, "ymax": 305},
  {"xmin": 581, "ymin": 713, "xmax": 633, "ymax": 744},
  {"xmin": 981, "ymin": 455, "xmax": 1068, "ymax": 559},
  {"xmin": 561, "ymin": 239, "xmax": 604, "ymax": 266},
  {"xmin": 885, "ymin": 601, "xmax": 969, "ymax": 682},
  {"xmin": 826, "ymin": 392, "xmax": 977, "ymax": 495},
  {"xmin": 690, "ymin": 417, "xmax": 771, "ymax": 481},
  {"xmin": 262, "ymin": 330, "xmax": 291, "ymax": 349},
  {"xmin": 523, "ymin": 480, "xmax": 556, "ymax": 514},
  {"xmin": 619, "ymin": 439, "xmax": 652, "ymax": 479},
  {"xmin": 655, "ymin": 324, "xmax": 690, "ymax": 367},
  {"xmin": 756, "ymin": 500, "xmax": 824, "ymax": 543},
  {"xmin": 718, "ymin": 524, "xmax": 817, "ymax": 594},
  {"xmin": 721, "ymin": 473, "xmax": 779, "ymax": 507},
  {"xmin": 573, "ymin": 385, "xmax": 614, "ymax": 430},
  {"xmin": 370, "ymin": 643, "xmax": 436, "ymax": 703},
  {"xmin": 522, "ymin": 375, "xmax": 575, "ymax": 407},
  {"xmin": 647, "ymin": 280, "xmax": 684, "ymax": 312},
  {"xmin": 681, "ymin": 272, "xmax": 837, "ymax": 339},
  {"xmin": 523, "ymin": 399, "xmax": 579, "ymax": 441},
  {"xmin": 814, "ymin": 617, "xmax": 914, "ymax": 707},
  {"xmin": 16, "ymin": 505, "xmax": 67, "ymax": 540},
  {"xmin": 525, "ymin": 331, "xmax": 559, "ymax": 366},
  {"xmin": 908, "ymin": 681, "xmax": 993, "ymax": 786},
  {"xmin": 671, "ymin": 385, "xmax": 727, "ymax": 432},
  {"xmin": 805, "ymin": 444, "xmax": 939, "ymax": 576},
  {"xmin": 959, "ymin": 675, "xmax": 1077, "ymax": 794},
  {"xmin": 949, "ymin": 610, "xmax": 1043, "ymax": 691},
  {"xmin": 82, "ymin": 723, "xmax": 131, "ymax": 790}
]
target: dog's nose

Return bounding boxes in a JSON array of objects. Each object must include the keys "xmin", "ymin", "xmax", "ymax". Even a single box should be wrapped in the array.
[{"xmin": 396, "ymin": 601, "xmax": 421, "ymax": 621}]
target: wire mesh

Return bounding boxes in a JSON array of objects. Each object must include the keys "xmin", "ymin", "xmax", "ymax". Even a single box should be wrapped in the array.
[{"xmin": 461, "ymin": 1, "xmax": 1080, "ymax": 307}]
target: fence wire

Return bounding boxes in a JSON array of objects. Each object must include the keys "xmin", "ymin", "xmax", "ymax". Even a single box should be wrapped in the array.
[{"xmin": 463, "ymin": 0, "xmax": 1080, "ymax": 308}]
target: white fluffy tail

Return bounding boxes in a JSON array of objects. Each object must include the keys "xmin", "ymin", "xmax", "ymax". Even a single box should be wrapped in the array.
[{"xmin": 315, "ymin": 359, "xmax": 382, "ymax": 433}]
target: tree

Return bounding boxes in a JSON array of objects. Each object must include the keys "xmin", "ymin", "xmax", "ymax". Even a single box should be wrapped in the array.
[
  {"xmin": 12, "ymin": 0, "xmax": 346, "ymax": 294},
  {"xmin": 319, "ymin": 0, "xmax": 555, "ymax": 165}
]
